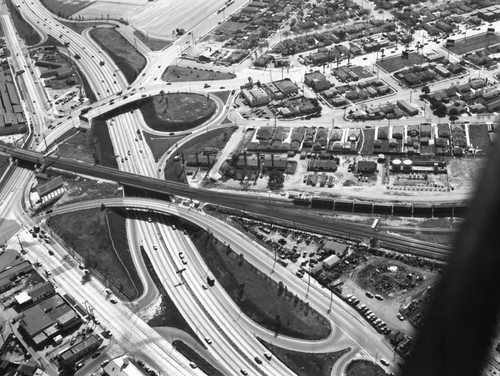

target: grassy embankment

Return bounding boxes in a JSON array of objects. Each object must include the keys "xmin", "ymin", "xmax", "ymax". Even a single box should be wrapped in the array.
[
  {"xmin": 47, "ymin": 208, "xmax": 143, "ymax": 301},
  {"xmin": 181, "ymin": 219, "xmax": 332, "ymax": 340}
]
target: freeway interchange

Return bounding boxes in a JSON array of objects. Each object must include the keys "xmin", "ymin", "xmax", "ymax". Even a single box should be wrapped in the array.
[{"xmin": 0, "ymin": 0, "xmax": 457, "ymax": 375}]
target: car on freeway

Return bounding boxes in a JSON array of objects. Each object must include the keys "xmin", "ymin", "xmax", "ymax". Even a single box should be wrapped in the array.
[
  {"xmin": 254, "ymin": 356, "xmax": 262, "ymax": 364},
  {"xmin": 48, "ymin": 250, "xmax": 54, "ymax": 256},
  {"xmin": 380, "ymin": 359, "xmax": 390, "ymax": 366},
  {"xmin": 105, "ymin": 289, "xmax": 112, "ymax": 295},
  {"xmin": 110, "ymin": 298, "xmax": 118, "ymax": 304},
  {"xmin": 153, "ymin": 245, "xmax": 158, "ymax": 250},
  {"xmin": 189, "ymin": 362, "xmax": 197, "ymax": 369},
  {"xmin": 202, "ymin": 284, "xmax": 208, "ymax": 290},
  {"xmin": 264, "ymin": 351, "xmax": 272, "ymax": 360},
  {"xmin": 45, "ymin": 238, "xmax": 51, "ymax": 244},
  {"xmin": 240, "ymin": 370, "xmax": 248, "ymax": 375},
  {"xmin": 75, "ymin": 362, "xmax": 84, "ymax": 369},
  {"xmin": 45, "ymin": 270, "xmax": 51, "ymax": 276},
  {"xmin": 204, "ymin": 337, "xmax": 212, "ymax": 344}
]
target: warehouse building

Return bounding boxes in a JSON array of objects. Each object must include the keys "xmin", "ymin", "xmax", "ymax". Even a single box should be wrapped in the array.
[{"xmin": 59, "ymin": 335, "xmax": 103, "ymax": 366}]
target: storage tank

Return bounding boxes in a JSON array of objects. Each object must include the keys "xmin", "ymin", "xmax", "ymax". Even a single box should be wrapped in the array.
[
  {"xmin": 403, "ymin": 159, "xmax": 413, "ymax": 171},
  {"xmin": 392, "ymin": 159, "xmax": 402, "ymax": 171}
]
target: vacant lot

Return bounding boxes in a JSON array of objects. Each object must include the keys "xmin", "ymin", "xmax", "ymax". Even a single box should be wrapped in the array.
[
  {"xmin": 89, "ymin": 27, "xmax": 146, "ymax": 83},
  {"xmin": 377, "ymin": 52, "xmax": 424, "ymax": 73},
  {"xmin": 468, "ymin": 123, "xmax": 491, "ymax": 155},
  {"xmin": 182, "ymin": 220, "xmax": 331, "ymax": 340},
  {"xmin": 47, "ymin": 208, "xmax": 143, "ymax": 300},
  {"xmin": 345, "ymin": 360, "xmax": 387, "ymax": 376},
  {"xmin": 163, "ymin": 126, "xmax": 235, "ymax": 183},
  {"xmin": 58, "ymin": 174, "xmax": 121, "ymax": 206},
  {"xmin": 359, "ymin": 128, "xmax": 375, "ymax": 155},
  {"xmin": 42, "ymin": 0, "xmax": 94, "ymax": 18},
  {"xmin": 6, "ymin": 0, "xmax": 40, "ymax": 46},
  {"xmin": 56, "ymin": 129, "xmax": 94, "ymax": 164},
  {"xmin": 258, "ymin": 338, "xmax": 350, "ymax": 376},
  {"xmin": 140, "ymin": 93, "xmax": 217, "ymax": 132},
  {"xmin": 449, "ymin": 33, "xmax": 500, "ymax": 55},
  {"xmin": 163, "ymin": 65, "xmax": 236, "ymax": 82}
]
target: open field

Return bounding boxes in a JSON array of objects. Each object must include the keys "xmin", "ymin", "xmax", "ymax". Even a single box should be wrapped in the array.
[
  {"xmin": 40, "ymin": 0, "xmax": 94, "ymax": 18},
  {"xmin": 258, "ymin": 338, "xmax": 350, "ymax": 376},
  {"xmin": 6, "ymin": 0, "xmax": 41, "ymax": 46},
  {"xmin": 163, "ymin": 65, "xmax": 236, "ymax": 82},
  {"xmin": 56, "ymin": 129, "xmax": 94, "ymax": 164},
  {"xmin": 163, "ymin": 126, "xmax": 235, "ymax": 183},
  {"xmin": 89, "ymin": 27, "xmax": 146, "ymax": 83},
  {"xmin": 449, "ymin": 33, "xmax": 500, "ymax": 55},
  {"xmin": 345, "ymin": 359, "xmax": 388, "ymax": 376},
  {"xmin": 133, "ymin": 30, "xmax": 170, "ymax": 51},
  {"xmin": 377, "ymin": 52, "xmax": 425, "ymax": 74},
  {"xmin": 172, "ymin": 340, "xmax": 224, "ymax": 376},
  {"xmin": 181, "ymin": 219, "xmax": 332, "ymax": 340},
  {"xmin": 47, "ymin": 208, "xmax": 143, "ymax": 300},
  {"xmin": 140, "ymin": 93, "xmax": 217, "ymax": 132}
]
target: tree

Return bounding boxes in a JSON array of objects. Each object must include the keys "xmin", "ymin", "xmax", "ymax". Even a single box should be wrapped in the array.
[
  {"xmin": 421, "ymin": 85, "xmax": 430, "ymax": 94},
  {"xmin": 268, "ymin": 170, "xmax": 285, "ymax": 191},
  {"xmin": 433, "ymin": 102, "xmax": 447, "ymax": 118}
]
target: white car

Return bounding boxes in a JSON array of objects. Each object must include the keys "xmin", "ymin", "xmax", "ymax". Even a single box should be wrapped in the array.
[
  {"xmin": 153, "ymin": 245, "xmax": 158, "ymax": 250},
  {"xmin": 380, "ymin": 359, "xmax": 390, "ymax": 366}
]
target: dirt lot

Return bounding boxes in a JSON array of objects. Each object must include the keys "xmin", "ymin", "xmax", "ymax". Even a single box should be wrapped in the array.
[
  {"xmin": 340, "ymin": 254, "xmax": 440, "ymax": 335},
  {"xmin": 346, "ymin": 360, "xmax": 387, "ymax": 376}
]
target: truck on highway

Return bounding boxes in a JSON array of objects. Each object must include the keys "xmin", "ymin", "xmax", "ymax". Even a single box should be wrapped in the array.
[{"xmin": 15, "ymin": 69, "xmax": 25, "ymax": 76}]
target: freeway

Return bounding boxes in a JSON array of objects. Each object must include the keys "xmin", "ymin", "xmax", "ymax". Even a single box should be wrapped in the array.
[
  {"xmin": 1, "ymin": 143, "xmax": 452, "ymax": 258},
  {"xmin": 46, "ymin": 196, "xmax": 402, "ymax": 374}
]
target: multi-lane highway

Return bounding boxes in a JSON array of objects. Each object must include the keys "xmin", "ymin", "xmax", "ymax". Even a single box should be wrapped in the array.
[{"xmin": 44, "ymin": 197, "xmax": 401, "ymax": 374}]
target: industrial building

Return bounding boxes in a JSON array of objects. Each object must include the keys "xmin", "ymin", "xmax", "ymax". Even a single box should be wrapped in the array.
[
  {"xmin": 304, "ymin": 71, "xmax": 331, "ymax": 92},
  {"xmin": 241, "ymin": 87, "xmax": 271, "ymax": 107},
  {"xmin": 18, "ymin": 294, "xmax": 82, "ymax": 347},
  {"xmin": 59, "ymin": 335, "xmax": 103, "ymax": 366}
]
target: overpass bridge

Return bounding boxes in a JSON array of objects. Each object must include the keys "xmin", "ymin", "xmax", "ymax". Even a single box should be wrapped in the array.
[{"xmin": 1, "ymin": 143, "xmax": 453, "ymax": 258}]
